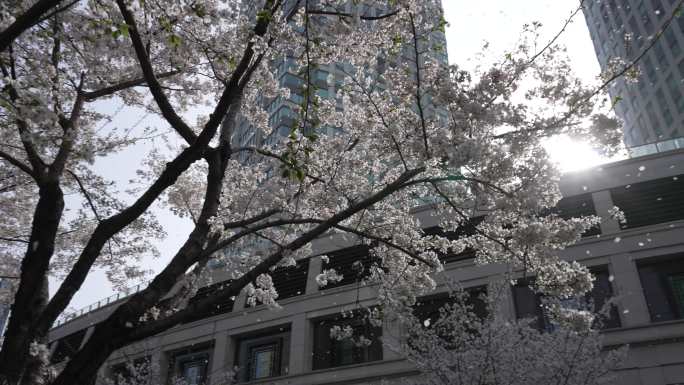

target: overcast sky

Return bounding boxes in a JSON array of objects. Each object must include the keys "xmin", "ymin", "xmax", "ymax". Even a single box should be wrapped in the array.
[{"xmin": 60, "ymin": 0, "xmax": 606, "ymax": 314}]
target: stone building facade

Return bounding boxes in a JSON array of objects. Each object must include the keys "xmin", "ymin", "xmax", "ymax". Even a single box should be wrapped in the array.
[{"xmin": 48, "ymin": 149, "xmax": 684, "ymax": 385}]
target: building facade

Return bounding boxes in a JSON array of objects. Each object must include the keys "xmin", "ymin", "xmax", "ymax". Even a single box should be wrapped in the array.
[
  {"xmin": 583, "ymin": 0, "xmax": 684, "ymax": 156},
  {"xmin": 230, "ymin": 1, "xmax": 449, "ymax": 164},
  {"xmin": 48, "ymin": 149, "xmax": 684, "ymax": 385}
]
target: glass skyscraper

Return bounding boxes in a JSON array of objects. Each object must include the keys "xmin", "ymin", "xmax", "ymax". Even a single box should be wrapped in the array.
[
  {"xmin": 231, "ymin": 2, "xmax": 448, "ymax": 163},
  {"xmin": 583, "ymin": 0, "xmax": 684, "ymax": 156}
]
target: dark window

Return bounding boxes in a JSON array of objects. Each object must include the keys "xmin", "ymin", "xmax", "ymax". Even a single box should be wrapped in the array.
[
  {"xmin": 513, "ymin": 281, "xmax": 551, "ymax": 331},
  {"xmin": 665, "ymin": 28, "xmax": 681, "ymax": 57},
  {"xmin": 639, "ymin": 1, "xmax": 655, "ymax": 34},
  {"xmin": 638, "ymin": 256, "xmax": 684, "ymax": 322},
  {"xmin": 270, "ymin": 259, "xmax": 309, "ymax": 300},
  {"xmin": 248, "ymin": 259, "xmax": 309, "ymax": 307},
  {"xmin": 666, "ymin": 73, "xmax": 684, "ymax": 112},
  {"xmin": 322, "ymin": 245, "xmax": 379, "ymax": 289},
  {"xmin": 235, "ymin": 326, "xmax": 290, "ymax": 382},
  {"xmin": 654, "ymin": 40, "xmax": 668, "ymax": 68},
  {"xmin": 548, "ymin": 194, "xmax": 601, "ymax": 237},
  {"xmin": 414, "ymin": 286, "xmax": 488, "ymax": 326},
  {"xmin": 513, "ymin": 270, "xmax": 621, "ymax": 331},
  {"xmin": 629, "ymin": 17, "xmax": 643, "ymax": 48},
  {"xmin": 169, "ymin": 344, "xmax": 212, "ymax": 385},
  {"xmin": 650, "ymin": 0, "xmax": 664, "ymax": 19},
  {"xmin": 51, "ymin": 329, "xmax": 87, "ymax": 363},
  {"xmin": 312, "ymin": 313, "xmax": 383, "ymax": 370},
  {"xmin": 184, "ymin": 281, "xmax": 235, "ymax": 323},
  {"xmin": 647, "ymin": 101, "xmax": 663, "ymax": 136},
  {"xmin": 610, "ymin": 175, "xmax": 684, "ymax": 229},
  {"xmin": 422, "ymin": 216, "xmax": 485, "ymax": 263},
  {"xmin": 643, "ymin": 55, "xmax": 658, "ymax": 83},
  {"xmin": 589, "ymin": 268, "xmax": 622, "ymax": 329},
  {"xmin": 110, "ymin": 357, "xmax": 152, "ymax": 385}
]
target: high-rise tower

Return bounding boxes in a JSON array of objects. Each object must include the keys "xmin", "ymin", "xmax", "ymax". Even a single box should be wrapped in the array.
[
  {"xmin": 583, "ymin": 0, "xmax": 684, "ymax": 156},
  {"xmin": 231, "ymin": 1, "xmax": 448, "ymax": 163}
]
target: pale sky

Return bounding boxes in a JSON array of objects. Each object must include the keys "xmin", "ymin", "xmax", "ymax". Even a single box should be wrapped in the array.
[{"xmin": 60, "ymin": 1, "xmax": 616, "ymax": 314}]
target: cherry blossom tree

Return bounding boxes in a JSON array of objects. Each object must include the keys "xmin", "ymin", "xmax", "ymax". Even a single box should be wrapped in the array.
[
  {"xmin": 0, "ymin": 0, "xmax": 646, "ymax": 384},
  {"xmin": 385, "ymin": 284, "xmax": 626, "ymax": 385}
]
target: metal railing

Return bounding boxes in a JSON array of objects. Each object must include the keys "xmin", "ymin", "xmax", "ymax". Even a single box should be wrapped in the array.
[
  {"xmin": 54, "ymin": 280, "xmax": 151, "ymax": 328},
  {"xmin": 628, "ymin": 136, "xmax": 684, "ymax": 158}
]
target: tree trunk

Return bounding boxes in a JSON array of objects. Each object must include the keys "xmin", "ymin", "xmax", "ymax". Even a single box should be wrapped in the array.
[
  {"xmin": 0, "ymin": 183, "xmax": 63, "ymax": 385},
  {"xmin": 51, "ymin": 148, "xmax": 231, "ymax": 385}
]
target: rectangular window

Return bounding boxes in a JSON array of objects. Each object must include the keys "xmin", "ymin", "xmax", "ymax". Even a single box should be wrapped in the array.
[
  {"xmin": 312, "ymin": 313, "xmax": 383, "ymax": 370},
  {"xmin": 646, "ymin": 102, "xmax": 663, "ymax": 136},
  {"xmin": 654, "ymin": 40, "xmax": 668, "ymax": 68},
  {"xmin": 667, "ymin": 73, "xmax": 684, "ymax": 112},
  {"xmin": 589, "ymin": 268, "xmax": 622, "ymax": 329},
  {"xmin": 639, "ymin": 1, "xmax": 655, "ymax": 34},
  {"xmin": 650, "ymin": 0, "xmax": 664, "ymax": 19},
  {"xmin": 513, "ymin": 281, "xmax": 551, "ymax": 331},
  {"xmin": 247, "ymin": 259, "xmax": 309, "ymax": 307},
  {"xmin": 549, "ymin": 194, "xmax": 601, "ymax": 237},
  {"xmin": 629, "ymin": 17, "xmax": 643, "ymax": 48},
  {"xmin": 414, "ymin": 286, "xmax": 488, "ymax": 326},
  {"xmin": 610, "ymin": 174, "xmax": 684, "ymax": 229},
  {"xmin": 643, "ymin": 55, "xmax": 658, "ymax": 83},
  {"xmin": 110, "ymin": 357, "xmax": 152, "ymax": 385},
  {"xmin": 600, "ymin": 3, "xmax": 613, "ymax": 31},
  {"xmin": 50, "ymin": 329, "xmax": 87, "ymax": 364},
  {"xmin": 665, "ymin": 28, "xmax": 680, "ymax": 57},
  {"xmin": 322, "ymin": 245, "xmax": 379, "ymax": 289},
  {"xmin": 183, "ymin": 280, "xmax": 235, "ymax": 324},
  {"xmin": 235, "ymin": 327, "xmax": 290, "ymax": 382},
  {"xmin": 512, "ymin": 269, "xmax": 620, "ymax": 331},
  {"xmin": 422, "ymin": 216, "xmax": 485, "ymax": 263},
  {"xmin": 169, "ymin": 344, "xmax": 213, "ymax": 385},
  {"xmin": 638, "ymin": 256, "xmax": 684, "ymax": 322}
]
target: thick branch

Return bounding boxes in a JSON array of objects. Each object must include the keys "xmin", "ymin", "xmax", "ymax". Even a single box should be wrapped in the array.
[
  {"xmin": 223, "ymin": 208, "xmax": 282, "ymax": 229},
  {"xmin": 82, "ymin": 70, "xmax": 181, "ymax": 101},
  {"xmin": 0, "ymin": 149, "xmax": 34, "ymax": 177},
  {"xmin": 115, "ymin": 0, "xmax": 197, "ymax": 144},
  {"xmin": 0, "ymin": 0, "xmax": 63, "ymax": 53},
  {"xmin": 307, "ymin": 8, "xmax": 400, "ymax": 21},
  {"xmin": 127, "ymin": 167, "xmax": 423, "ymax": 341}
]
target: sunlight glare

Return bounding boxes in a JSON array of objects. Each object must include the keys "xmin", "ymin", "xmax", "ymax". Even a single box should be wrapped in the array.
[{"xmin": 543, "ymin": 135, "xmax": 607, "ymax": 172}]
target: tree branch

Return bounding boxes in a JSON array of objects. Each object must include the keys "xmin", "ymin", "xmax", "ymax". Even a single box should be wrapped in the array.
[
  {"xmin": 82, "ymin": 70, "xmax": 182, "ymax": 101},
  {"xmin": 0, "ymin": 149, "xmax": 34, "ymax": 177},
  {"xmin": 115, "ymin": 0, "xmax": 197, "ymax": 144},
  {"xmin": 0, "ymin": 0, "xmax": 63, "ymax": 53},
  {"xmin": 127, "ymin": 167, "xmax": 423, "ymax": 341},
  {"xmin": 307, "ymin": 8, "xmax": 400, "ymax": 21},
  {"xmin": 223, "ymin": 208, "xmax": 282, "ymax": 229}
]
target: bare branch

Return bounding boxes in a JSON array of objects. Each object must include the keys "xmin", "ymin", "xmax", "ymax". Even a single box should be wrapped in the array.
[
  {"xmin": 82, "ymin": 70, "xmax": 182, "ymax": 101},
  {"xmin": 0, "ymin": 149, "xmax": 34, "ymax": 177},
  {"xmin": 115, "ymin": 0, "xmax": 198, "ymax": 144}
]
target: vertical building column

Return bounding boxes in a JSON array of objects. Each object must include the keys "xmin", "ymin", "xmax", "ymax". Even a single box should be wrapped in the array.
[
  {"xmin": 232, "ymin": 288, "xmax": 247, "ymax": 312},
  {"xmin": 381, "ymin": 316, "xmax": 403, "ymax": 361},
  {"xmin": 210, "ymin": 332, "xmax": 232, "ymax": 385},
  {"xmin": 79, "ymin": 326, "xmax": 95, "ymax": 349},
  {"xmin": 152, "ymin": 346, "xmax": 167, "ymax": 385},
  {"xmin": 609, "ymin": 253, "xmax": 650, "ymax": 326},
  {"xmin": 591, "ymin": 190, "xmax": 621, "ymax": 234},
  {"xmin": 305, "ymin": 256, "xmax": 323, "ymax": 295},
  {"xmin": 490, "ymin": 281, "xmax": 516, "ymax": 321},
  {"xmin": 288, "ymin": 313, "xmax": 310, "ymax": 375}
]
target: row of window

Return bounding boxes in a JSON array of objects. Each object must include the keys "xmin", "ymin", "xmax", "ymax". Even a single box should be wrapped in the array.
[
  {"xmin": 108, "ymin": 313, "xmax": 382, "ymax": 384},
  {"xmin": 51, "ymin": 250, "xmax": 684, "ymax": 384}
]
